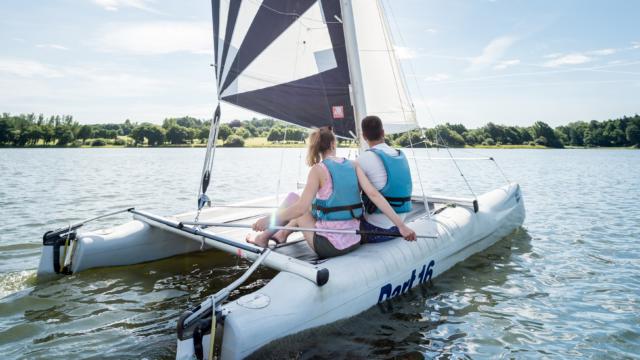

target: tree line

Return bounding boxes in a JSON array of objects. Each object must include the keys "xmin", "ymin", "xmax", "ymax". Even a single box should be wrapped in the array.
[
  {"xmin": 390, "ymin": 114, "xmax": 640, "ymax": 149},
  {"xmin": 1, "ymin": 112, "xmax": 639, "ymax": 148},
  {"xmin": 0, "ymin": 113, "xmax": 308, "ymax": 148}
]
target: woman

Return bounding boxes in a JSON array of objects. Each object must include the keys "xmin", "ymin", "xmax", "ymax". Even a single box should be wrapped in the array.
[{"xmin": 247, "ymin": 128, "xmax": 416, "ymax": 259}]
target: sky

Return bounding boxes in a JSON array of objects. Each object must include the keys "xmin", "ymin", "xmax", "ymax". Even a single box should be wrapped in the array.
[{"xmin": 0, "ymin": 0, "xmax": 638, "ymax": 128}]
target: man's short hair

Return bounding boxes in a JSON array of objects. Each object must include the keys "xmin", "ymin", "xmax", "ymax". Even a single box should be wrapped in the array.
[{"xmin": 361, "ymin": 116, "xmax": 384, "ymax": 141}]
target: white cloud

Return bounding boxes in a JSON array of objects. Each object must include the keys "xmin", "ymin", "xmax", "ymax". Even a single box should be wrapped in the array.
[
  {"xmin": 632, "ymin": 42, "xmax": 640, "ymax": 49},
  {"xmin": 543, "ymin": 48, "xmax": 616, "ymax": 66},
  {"xmin": 468, "ymin": 36, "xmax": 517, "ymax": 71},
  {"xmin": 92, "ymin": 0, "xmax": 158, "ymax": 13},
  {"xmin": 588, "ymin": 48, "xmax": 616, "ymax": 56},
  {"xmin": 425, "ymin": 28, "xmax": 437, "ymax": 34},
  {"xmin": 425, "ymin": 73, "xmax": 450, "ymax": 82},
  {"xmin": 493, "ymin": 59, "xmax": 520, "ymax": 70},
  {"xmin": 98, "ymin": 21, "xmax": 212, "ymax": 55},
  {"xmin": 0, "ymin": 58, "xmax": 64, "ymax": 78},
  {"xmin": 544, "ymin": 52, "xmax": 563, "ymax": 59},
  {"xmin": 394, "ymin": 45, "xmax": 417, "ymax": 60},
  {"xmin": 543, "ymin": 53, "xmax": 592, "ymax": 67},
  {"xmin": 36, "ymin": 44, "xmax": 69, "ymax": 50}
]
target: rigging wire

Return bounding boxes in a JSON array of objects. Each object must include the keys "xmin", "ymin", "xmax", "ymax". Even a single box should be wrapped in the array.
[
  {"xmin": 275, "ymin": 126, "xmax": 288, "ymax": 203},
  {"xmin": 275, "ymin": 21, "xmax": 304, "ymax": 202},
  {"xmin": 375, "ymin": 0, "xmax": 430, "ymax": 212},
  {"xmin": 383, "ymin": 0, "xmax": 480, "ymax": 198}
]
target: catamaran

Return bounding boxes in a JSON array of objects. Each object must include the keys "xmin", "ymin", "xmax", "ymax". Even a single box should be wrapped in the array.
[{"xmin": 37, "ymin": 1, "xmax": 525, "ymax": 359}]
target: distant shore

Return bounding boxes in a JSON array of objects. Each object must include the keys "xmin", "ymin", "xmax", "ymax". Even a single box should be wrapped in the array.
[{"xmin": 1, "ymin": 138, "xmax": 637, "ymax": 150}]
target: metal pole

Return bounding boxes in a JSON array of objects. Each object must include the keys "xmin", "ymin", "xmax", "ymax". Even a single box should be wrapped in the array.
[
  {"xmin": 180, "ymin": 221, "xmax": 437, "ymax": 239},
  {"xmin": 340, "ymin": 0, "xmax": 368, "ymax": 151}
]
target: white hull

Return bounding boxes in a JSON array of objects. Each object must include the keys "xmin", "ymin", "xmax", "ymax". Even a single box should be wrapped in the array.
[{"xmin": 176, "ymin": 183, "xmax": 525, "ymax": 359}]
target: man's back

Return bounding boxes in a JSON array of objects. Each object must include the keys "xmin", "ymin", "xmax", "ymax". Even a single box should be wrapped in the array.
[{"xmin": 358, "ymin": 143, "xmax": 408, "ymax": 229}]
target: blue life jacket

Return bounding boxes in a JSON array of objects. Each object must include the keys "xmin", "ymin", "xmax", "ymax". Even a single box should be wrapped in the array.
[
  {"xmin": 362, "ymin": 147, "xmax": 412, "ymax": 214},
  {"xmin": 312, "ymin": 158, "xmax": 363, "ymax": 221}
]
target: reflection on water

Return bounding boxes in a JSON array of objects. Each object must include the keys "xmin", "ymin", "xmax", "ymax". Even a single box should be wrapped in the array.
[{"xmin": 1, "ymin": 148, "xmax": 639, "ymax": 359}]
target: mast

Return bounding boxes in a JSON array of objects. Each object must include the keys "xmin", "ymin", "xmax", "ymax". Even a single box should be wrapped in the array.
[{"xmin": 339, "ymin": 0, "xmax": 368, "ymax": 151}]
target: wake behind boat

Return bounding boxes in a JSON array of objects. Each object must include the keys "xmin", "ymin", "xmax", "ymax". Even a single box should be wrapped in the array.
[{"xmin": 37, "ymin": 0, "xmax": 525, "ymax": 359}]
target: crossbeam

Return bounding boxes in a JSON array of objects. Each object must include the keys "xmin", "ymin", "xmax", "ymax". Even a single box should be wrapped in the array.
[
  {"xmin": 181, "ymin": 221, "xmax": 437, "ymax": 239},
  {"xmin": 130, "ymin": 210, "xmax": 329, "ymax": 287}
]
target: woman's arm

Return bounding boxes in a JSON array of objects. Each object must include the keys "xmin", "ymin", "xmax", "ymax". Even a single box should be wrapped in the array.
[
  {"xmin": 355, "ymin": 163, "xmax": 417, "ymax": 241},
  {"xmin": 252, "ymin": 165, "xmax": 321, "ymax": 231}
]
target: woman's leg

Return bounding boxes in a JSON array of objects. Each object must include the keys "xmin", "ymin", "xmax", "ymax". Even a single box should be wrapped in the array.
[
  {"xmin": 270, "ymin": 219, "xmax": 296, "ymax": 244},
  {"xmin": 247, "ymin": 193, "xmax": 299, "ymax": 246},
  {"xmin": 293, "ymin": 211, "xmax": 318, "ymax": 249}
]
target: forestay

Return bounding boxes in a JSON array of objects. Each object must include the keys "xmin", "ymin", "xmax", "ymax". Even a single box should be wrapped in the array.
[{"xmin": 211, "ymin": 0, "xmax": 418, "ymax": 138}]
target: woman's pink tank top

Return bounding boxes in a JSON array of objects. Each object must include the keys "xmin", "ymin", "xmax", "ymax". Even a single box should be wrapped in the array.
[{"xmin": 315, "ymin": 159, "xmax": 360, "ymax": 250}]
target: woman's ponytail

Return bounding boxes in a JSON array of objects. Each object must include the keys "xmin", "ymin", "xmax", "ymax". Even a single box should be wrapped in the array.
[{"xmin": 306, "ymin": 128, "xmax": 335, "ymax": 166}]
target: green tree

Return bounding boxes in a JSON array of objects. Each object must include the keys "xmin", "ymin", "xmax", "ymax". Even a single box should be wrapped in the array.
[
  {"xmin": 626, "ymin": 124, "xmax": 640, "ymax": 146},
  {"xmin": 57, "ymin": 129, "xmax": 75, "ymax": 146},
  {"xmin": 77, "ymin": 125, "xmax": 93, "ymax": 144},
  {"xmin": 234, "ymin": 127, "xmax": 250, "ymax": 139},
  {"xmin": 0, "ymin": 118, "xmax": 11, "ymax": 144},
  {"xmin": 218, "ymin": 124, "xmax": 232, "ymax": 141},
  {"xmin": 166, "ymin": 125, "xmax": 190, "ymax": 144},
  {"xmin": 223, "ymin": 134, "xmax": 245, "ymax": 147},
  {"xmin": 267, "ymin": 127, "xmax": 284, "ymax": 142},
  {"xmin": 530, "ymin": 121, "xmax": 563, "ymax": 148},
  {"xmin": 25, "ymin": 126, "xmax": 43, "ymax": 145},
  {"xmin": 146, "ymin": 125, "xmax": 165, "ymax": 146},
  {"xmin": 130, "ymin": 125, "xmax": 146, "ymax": 145},
  {"xmin": 394, "ymin": 130, "xmax": 425, "ymax": 148}
]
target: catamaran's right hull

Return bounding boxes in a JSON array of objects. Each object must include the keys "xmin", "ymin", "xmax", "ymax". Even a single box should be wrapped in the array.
[{"xmin": 177, "ymin": 183, "xmax": 525, "ymax": 359}]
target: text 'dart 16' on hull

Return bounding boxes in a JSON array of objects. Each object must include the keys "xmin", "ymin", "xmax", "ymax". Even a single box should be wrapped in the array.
[{"xmin": 36, "ymin": 0, "xmax": 527, "ymax": 359}]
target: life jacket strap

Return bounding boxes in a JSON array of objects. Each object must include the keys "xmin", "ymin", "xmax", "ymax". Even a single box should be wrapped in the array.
[
  {"xmin": 363, "ymin": 194, "xmax": 412, "ymax": 214},
  {"xmin": 312, "ymin": 203, "xmax": 363, "ymax": 219}
]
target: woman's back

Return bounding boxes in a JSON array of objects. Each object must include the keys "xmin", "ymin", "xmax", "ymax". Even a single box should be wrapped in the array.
[{"xmin": 313, "ymin": 157, "xmax": 361, "ymax": 250}]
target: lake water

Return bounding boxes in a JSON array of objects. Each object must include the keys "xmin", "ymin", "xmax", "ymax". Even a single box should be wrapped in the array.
[{"xmin": 0, "ymin": 147, "xmax": 639, "ymax": 359}]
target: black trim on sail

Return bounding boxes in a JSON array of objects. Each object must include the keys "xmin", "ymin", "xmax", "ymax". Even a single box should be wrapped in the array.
[
  {"xmin": 217, "ymin": 1, "xmax": 241, "ymax": 86},
  {"xmin": 219, "ymin": 0, "xmax": 317, "ymax": 94},
  {"xmin": 211, "ymin": 0, "xmax": 220, "ymax": 82}
]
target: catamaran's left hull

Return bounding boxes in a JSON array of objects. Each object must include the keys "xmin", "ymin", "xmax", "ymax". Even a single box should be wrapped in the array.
[
  {"xmin": 176, "ymin": 183, "xmax": 525, "ymax": 360},
  {"xmin": 37, "ymin": 220, "xmax": 210, "ymax": 277}
]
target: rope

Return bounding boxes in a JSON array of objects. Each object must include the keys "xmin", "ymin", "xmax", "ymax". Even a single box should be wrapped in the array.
[
  {"xmin": 275, "ymin": 127, "xmax": 288, "ymax": 203},
  {"xmin": 492, "ymin": 158, "xmax": 511, "ymax": 184},
  {"xmin": 208, "ymin": 295, "xmax": 216, "ymax": 360},
  {"xmin": 383, "ymin": 0, "xmax": 477, "ymax": 199},
  {"xmin": 275, "ymin": 22, "xmax": 303, "ymax": 202},
  {"xmin": 375, "ymin": 0, "xmax": 430, "ymax": 215}
]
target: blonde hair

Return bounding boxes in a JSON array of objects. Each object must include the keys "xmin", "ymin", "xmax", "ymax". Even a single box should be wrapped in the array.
[{"xmin": 306, "ymin": 128, "xmax": 335, "ymax": 166}]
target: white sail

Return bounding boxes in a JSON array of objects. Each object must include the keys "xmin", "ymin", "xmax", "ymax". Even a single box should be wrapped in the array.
[{"xmin": 351, "ymin": 0, "xmax": 417, "ymax": 134}]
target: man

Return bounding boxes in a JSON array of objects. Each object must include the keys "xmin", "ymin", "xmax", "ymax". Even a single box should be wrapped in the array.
[{"xmin": 357, "ymin": 115, "xmax": 414, "ymax": 243}]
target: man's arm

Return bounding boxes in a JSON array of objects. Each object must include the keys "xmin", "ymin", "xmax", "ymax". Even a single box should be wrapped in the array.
[{"xmin": 355, "ymin": 163, "xmax": 416, "ymax": 241}]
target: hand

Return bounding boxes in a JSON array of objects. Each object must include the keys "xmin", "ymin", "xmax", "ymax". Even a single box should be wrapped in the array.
[
  {"xmin": 399, "ymin": 224, "xmax": 416, "ymax": 241},
  {"xmin": 252, "ymin": 215, "xmax": 270, "ymax": 232}
]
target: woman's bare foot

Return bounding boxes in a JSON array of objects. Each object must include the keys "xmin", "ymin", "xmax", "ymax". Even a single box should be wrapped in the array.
[
  {"xmin": 246, "ymin": 230, "xmax": 288, "ymax": 247},
  {"xmin": 271, "ymin": 230, "xmax": 288, "ymax": 245},
  {"xmin": 245, "ymin": 232, "xmax": 271, "ymax": 248}
]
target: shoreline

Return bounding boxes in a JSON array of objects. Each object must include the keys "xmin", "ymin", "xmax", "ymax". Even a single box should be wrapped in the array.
[{"xmin": 1, "ymin": 144, "xmax": 637, "ymax": 150}]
